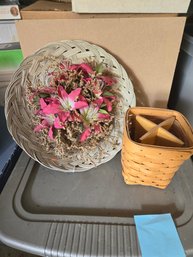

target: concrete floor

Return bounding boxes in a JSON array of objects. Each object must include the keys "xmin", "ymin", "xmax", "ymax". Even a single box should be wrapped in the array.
[{"xmin": 0, "ymin": 244, "xmax": 38, "ymax": 257}]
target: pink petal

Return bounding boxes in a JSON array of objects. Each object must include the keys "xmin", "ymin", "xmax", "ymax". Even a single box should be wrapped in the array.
[
  {"xmin": 93, "ymin": 89, "xmax": 102, "ymax": 96},
  {"xmin": 48, "ymin": 126, "xmax": 54, "ymax": 140},
  {"xmin": 59, "ymin": 63, "xmax": 66, "ymax": 70},
  {"xmin": 54, "ymin": 117, "xmax": 63, "ymax": 129},
  {"xmin": 68, "ymin": 88, "xmax": 81, "ymax": 102},
  {"xmin": 42, "ymin": 119, "xmax": 49, "ymax": 126},
  {"xmin": 100, "ymin": 76, "xmax": 117, "ymax": 86},
  {"xmin": 58, "ymin": 86, "xmax": 68, "ymax": 100},
  {"xmin": 79, "ymin": 95, "xmax": 87, "ymax": 102},
  {"xmin": 40, "ymin": 87, "xmax": 57, "ymax": 94},
  {"xmin": 68, "ymin": 114, "xmax": 75, "ymax": 122},
  {"xmin": 35, "ymin": 109, "xmax": 41, "ymax": 115},
  {"xmin": 93, "ymin": 97, "xmax": 103, "ymax": 107},
  {"xmin": 98, "ymin": 113, "xmax": 110, "ymax": 120},
  {"xmin": 69, "ymin": 64, "xmax": 79, "ymax": 71},
  {"xmin": 69, "ymin": 63, "xmax": 93, "ymax": 74},
  {"xmin": 48, "ymin": 71, "xmax": 54, "ymax": 76},
  {"xmin": 46, "ymin": 98, "xmax": 60, "ymax": 104},
  {"xmin": 103, "ymin": 98, "xmax": 112, "ymax": 112},
  {"xmin": 40, "ymin": 98, "xmax": 47, "ymax": 109},
  {"xmin": 83, "ymin": 77, "xmax": 92, "ymax": 83},
  {"xmin": 34, "ymin": 124, "xmax": 47, "ymax": 132},
  {"xmin": 42, "ymin": 103, "xmax": 61, "ymax": 115},
  {"xmin": 59, "ymin": 75, "xmax": 66, "ymax": 80},
  {"xmin": 58, "ymin": 112, "xmax": 70, "ymax": 122},
  {"xmin": 103, "ymin": 93, "xmax": 116, "ymax": 100},
  {"xmin": 80, "ymin": 63, "xmax": 93, "ymax": 74},
  {"xmin": 73, "ymin": 101, "xmax": 88, "ymax": 110},
  {"xmin": 80, "ymin": 128, "xmax": 91, "ymax": 142},
  {"xmin": 94, "ymin": 124, "xmax": 101, "ymax": 134}
]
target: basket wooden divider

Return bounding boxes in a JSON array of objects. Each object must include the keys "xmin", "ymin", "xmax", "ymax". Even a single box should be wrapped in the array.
[{"xmin": 121, "ymin": 107, "xmax": 193, "ymax": 189}]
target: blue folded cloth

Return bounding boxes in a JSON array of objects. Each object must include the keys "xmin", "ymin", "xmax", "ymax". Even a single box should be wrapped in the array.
[{"xmin": 134, "ymin": 213, "xmax": 186, "ymax": 257}]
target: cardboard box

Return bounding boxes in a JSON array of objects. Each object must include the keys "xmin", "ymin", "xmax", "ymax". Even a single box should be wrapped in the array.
[
  {"xmin": 20, "ymin": 1, "xmax": 179, "ymax": 19},
  {"xmin": 16, "ymin": 8, "xmax": 185, "ymax": 108},
  {"xmin": 20, "ymin": 0, "xmax": 72, "ymax": 19},
  {"xmin": 72, "ymin": 0, "xmax": 191, "ymax": 13}
]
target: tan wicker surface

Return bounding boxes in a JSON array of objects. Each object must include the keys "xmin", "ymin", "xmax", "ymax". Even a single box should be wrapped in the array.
[
  {"xmin": 5, "ymin": 40, "xmax": 136, "ymax": 172},
  {"xmin": 121, "ymin": 107, "xmax": 193, "ymax": 189}
]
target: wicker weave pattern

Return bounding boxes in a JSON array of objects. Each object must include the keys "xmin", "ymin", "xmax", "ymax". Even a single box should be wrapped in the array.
[
  {"xmin": 121, "ymin": 107, "xmax": 193, "ymax": 189},
  {"xmin": 5, "ymin": 40, "xmax": 135, "ymax": 172}
]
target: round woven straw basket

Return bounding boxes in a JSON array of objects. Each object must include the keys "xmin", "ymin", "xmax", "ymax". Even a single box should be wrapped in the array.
[
  {"xmin": 121, "ymin": 107, "xmax": 193, "ymax": 189},
  {"xmin": 5, "ymin": 40, "xmax": 136, "ymax": 172}
]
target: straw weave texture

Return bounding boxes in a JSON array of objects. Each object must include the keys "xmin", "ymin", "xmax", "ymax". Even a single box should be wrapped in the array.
[
  {"xmin": 122, "ymin": 107, "xmax": 193, "ymax": 189},
  {"xmin": 5, "ymin": 40, "xmax": 136, "ymax": 172}
]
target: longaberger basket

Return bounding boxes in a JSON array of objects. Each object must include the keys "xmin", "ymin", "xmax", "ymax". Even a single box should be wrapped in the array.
[
  {"xmin": 121, "ymin": 107, "xmax": 193, "ymax": 189},
  {"xmin": 5, "ymin": 40, "xmax": 136, "ymax": 172}
]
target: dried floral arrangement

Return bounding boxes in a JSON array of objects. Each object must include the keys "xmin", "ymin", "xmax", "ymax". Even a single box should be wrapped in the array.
[
  {"xmin": 26, "ymin": 59, "xmax": 119, "ymax": 158},
  {"xmin": 5, "ymin": 40, "xmax": 135, "ymax": 171}
]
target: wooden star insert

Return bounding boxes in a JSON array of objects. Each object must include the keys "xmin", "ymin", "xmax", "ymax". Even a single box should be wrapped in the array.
[{"xmin": 135, "ymin": 115, "xmax": 184, "ymax": 147}]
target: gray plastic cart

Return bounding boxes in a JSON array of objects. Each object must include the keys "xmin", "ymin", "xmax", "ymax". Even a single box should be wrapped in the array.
[{"xmin": 1, "ymin": 151, "xmax": 193, "ymax": 256}]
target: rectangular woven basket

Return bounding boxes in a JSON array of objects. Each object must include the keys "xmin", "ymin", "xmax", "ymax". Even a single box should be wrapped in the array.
[{"xmin": 121, "ymin": 107, "xmax": 193, "ymax": 189}]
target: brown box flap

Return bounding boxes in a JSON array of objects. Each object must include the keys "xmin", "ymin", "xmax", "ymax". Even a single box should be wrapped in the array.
[
  {"xmin": 16, "ymin": 17, "xmax": 186, "ymax": 108},
  {"xmin": 21, "ymin": 1, "xmax": 178, "ymax": 19}
]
